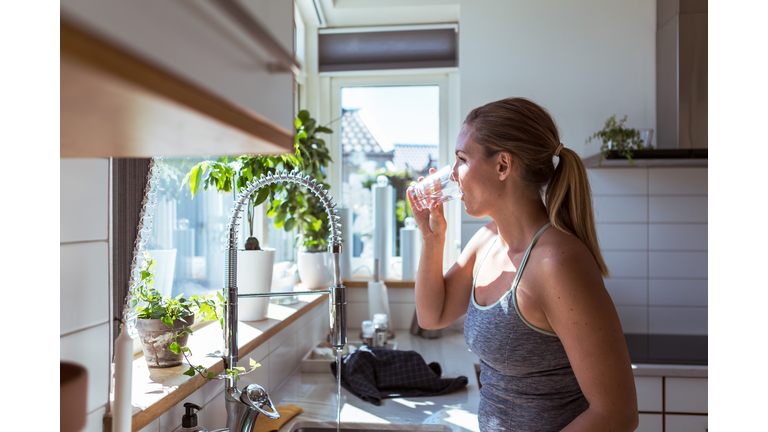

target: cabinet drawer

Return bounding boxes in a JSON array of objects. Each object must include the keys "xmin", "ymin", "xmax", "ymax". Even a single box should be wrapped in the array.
[
  {"xmin": 666, "ymin": 377, "xmax": 708, "ymax": 414},
  {"xmin": 636, "ymin": 414, "xmax": 663, "ymax": 432},
  {"xmin": 636, "ymin": 376, "xmax": 663, "ymax": 412},
  {"xmin": 665, "ymin": 414, "xmax": 708, "ymax": 432}
]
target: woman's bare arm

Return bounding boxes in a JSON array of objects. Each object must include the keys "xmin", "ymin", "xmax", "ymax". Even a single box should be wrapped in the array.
[
  {"xmin": 539, "ymin": 241, "xmax": 639, "ymax": 432},
  {"xmin": 408, "ymin": 190, "xmax": 494, "ymax": 329}
]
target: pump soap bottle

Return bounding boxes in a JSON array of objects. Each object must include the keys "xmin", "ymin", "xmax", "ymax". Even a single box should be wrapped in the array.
[{"xmin": 180, "ymin": 403, "xmax": 208, "ymax": 432}]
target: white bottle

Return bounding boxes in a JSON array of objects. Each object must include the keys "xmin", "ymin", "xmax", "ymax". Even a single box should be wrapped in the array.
[
  {"xmin": 373, "ymin": 313, "xmax": 388, "ymax": 348},
  {"xmin": 361, "ymin": 320, "xmax": 375, "ymax": 347}
]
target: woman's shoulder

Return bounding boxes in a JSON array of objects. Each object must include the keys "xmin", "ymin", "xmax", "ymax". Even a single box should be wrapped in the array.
[
  {"xmin": 534, "ymin": 225, "xmax": 600, "ymax": 275},
  {"xmin": 457, "ymin": 220, "xmax": 498, "ymax": 264}
]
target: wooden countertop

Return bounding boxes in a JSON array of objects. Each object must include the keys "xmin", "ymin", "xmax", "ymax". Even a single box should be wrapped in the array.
[{"xmin": 104, "ymin": 294, "xmax": 327, "ymax": 432}]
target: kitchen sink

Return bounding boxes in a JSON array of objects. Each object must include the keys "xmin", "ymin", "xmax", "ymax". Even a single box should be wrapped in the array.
[{"xmin": 288, "ymin": 421, "xmax": 452, "ymax": 432}]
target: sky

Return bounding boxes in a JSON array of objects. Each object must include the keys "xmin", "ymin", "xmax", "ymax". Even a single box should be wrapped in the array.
[{"xmin": 341, "ymin": 86, "xmax": 440, "ymax": 146}]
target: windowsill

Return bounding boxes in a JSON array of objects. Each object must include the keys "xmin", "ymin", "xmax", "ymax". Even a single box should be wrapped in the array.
[
  {"xmin": 104, "ymin": 294, "xmax": 327, "ymax": 432},
  {"xmin": 340, "ymin": 278, "xmax": 415, "ymax": 288}
]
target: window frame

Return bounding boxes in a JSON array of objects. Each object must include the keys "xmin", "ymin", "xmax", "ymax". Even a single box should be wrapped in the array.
[{"xmin": 326, "ymin": 71, "xmax": 461, "ymax": 275}]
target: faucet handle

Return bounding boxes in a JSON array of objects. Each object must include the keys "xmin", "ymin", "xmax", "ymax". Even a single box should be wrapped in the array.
[{"xmin": 239, "ymin": 383, "xmax": 280, "ymax": 419}]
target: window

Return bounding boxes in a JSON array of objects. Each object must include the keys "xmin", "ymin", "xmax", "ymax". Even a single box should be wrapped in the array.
[
  {"xmin": 143, "ymin": 157, "xmax": 284, "ymax": 300},
  {"xmin": 329, "ymin": 73, "xmax": 461, "ymax": 278}
]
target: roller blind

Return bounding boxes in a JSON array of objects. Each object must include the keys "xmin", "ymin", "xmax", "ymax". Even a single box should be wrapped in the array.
[{"xmin": 319, "ymin": 25, "xmax": 458, "ymax": 72}]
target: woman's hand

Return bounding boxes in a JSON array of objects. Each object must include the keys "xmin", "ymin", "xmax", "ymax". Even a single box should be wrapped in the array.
[{"xmin": 407, "ymin": 168, "xmax": 447, "ymax": 242}]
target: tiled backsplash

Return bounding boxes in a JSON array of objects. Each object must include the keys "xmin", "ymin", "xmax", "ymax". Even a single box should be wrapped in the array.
[
  {"xmin": 460, "ymin": 166, "xmax": 708, "ymax": 336},
  {"xmin": 589, "ymin": 167, "xmax": 708, "ymax": 335}
]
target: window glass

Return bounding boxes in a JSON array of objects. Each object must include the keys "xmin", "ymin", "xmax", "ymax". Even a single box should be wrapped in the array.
[
  {"xmin": 340, "ymin": 86, "xmax": 440, "ymax": 277},
  {"xmin": 145, "ymin": 157, "xmax": 293, "ymax": 300}
]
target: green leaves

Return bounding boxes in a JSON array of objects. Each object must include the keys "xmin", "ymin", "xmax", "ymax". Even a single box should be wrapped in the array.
[
  {"xmin": 586, "ymin": 114, "xmax": 652, "ymax": 166},
  {"xmin": 179, "ymin": 109, "xmax": 335, "ymax": 253}
]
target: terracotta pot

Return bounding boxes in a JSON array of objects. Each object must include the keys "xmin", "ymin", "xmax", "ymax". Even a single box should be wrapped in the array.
[
  {"xmin": 135, "ymin": 315, "xmax": 195, "ymax": 367},
  {"xmin": 60, "ymin": 362, "xmax": 88, "ymax": 432}
]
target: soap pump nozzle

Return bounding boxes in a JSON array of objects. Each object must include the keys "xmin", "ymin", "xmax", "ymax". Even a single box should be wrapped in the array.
[{"xmin": 181, "ymin": 403, "xmax": 208, "ymax": 431}]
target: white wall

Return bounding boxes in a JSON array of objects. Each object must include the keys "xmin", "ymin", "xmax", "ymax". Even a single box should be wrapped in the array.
[
  {"xmin": 459, "ymin": 0, "xmax": 656, "ymax": 158},
  {"xmin": 60, "ymin": 159, "xmax": 111, "ymax": 432}
]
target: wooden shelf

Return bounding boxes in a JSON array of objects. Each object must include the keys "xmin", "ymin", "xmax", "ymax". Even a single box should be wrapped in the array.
[
  {"xmin": 103, "ymin": 295, "xmax": 326, "ymax": 432},
  {"xmin": 61, "ymin": 18, "xmax": 294, "ymax": 158}
]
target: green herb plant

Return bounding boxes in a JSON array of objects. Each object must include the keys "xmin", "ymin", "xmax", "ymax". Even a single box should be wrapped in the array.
[
  {"xmin": 586, "ymin": 115, "xmax": 653, "ymax": 166},
  {"xmin": 132, "ymin": 252, "xmax": 260, "ymax": 381}
]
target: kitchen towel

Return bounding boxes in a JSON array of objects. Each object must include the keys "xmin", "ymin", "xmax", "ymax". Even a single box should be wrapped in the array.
[
  {"xmin": 251, "ymin": 404, "xmax": 303, "ymax": 432},
  {"xmin": 330, "ymin": 346, "xmax": 468, "ymax": 406}
]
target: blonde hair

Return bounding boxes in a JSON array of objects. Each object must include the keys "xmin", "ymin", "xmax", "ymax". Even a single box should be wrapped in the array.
[{"xmin": 464, "ymin": 97, "xmax": 609, "ymax": 277}]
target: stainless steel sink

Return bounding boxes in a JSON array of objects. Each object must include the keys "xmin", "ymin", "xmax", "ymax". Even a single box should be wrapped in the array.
[{"xmin": 288, "ymin": 421, "xmax": 452, "ymax": 432}]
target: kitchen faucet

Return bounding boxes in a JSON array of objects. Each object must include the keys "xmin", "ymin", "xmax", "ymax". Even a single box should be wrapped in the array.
[{"xmin": 220, "ymin": 171, "xmax": 346, "ymax": 432}]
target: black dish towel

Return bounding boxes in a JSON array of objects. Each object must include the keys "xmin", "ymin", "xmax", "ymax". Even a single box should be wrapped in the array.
[{"xmin": 330, "ymin": 346, "xmax": 468, "ymax": 406}]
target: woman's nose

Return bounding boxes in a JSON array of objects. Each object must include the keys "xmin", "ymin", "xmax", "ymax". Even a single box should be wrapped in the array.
[{"xmin": 450, "ymin": 162, "xmax": 458, "ymax": 182}]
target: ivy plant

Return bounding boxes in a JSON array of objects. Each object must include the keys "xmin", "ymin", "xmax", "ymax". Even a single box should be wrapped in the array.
[
  {"xmin": 585, "ymin": 115, "xmax": 653, "ymax": 166},
  {"xmin": 132, "ymin": 252, "xmax": 260, "ymax": 381}
]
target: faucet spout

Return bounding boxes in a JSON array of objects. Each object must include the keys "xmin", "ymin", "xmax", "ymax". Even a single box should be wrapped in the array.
[
  {"xmin": 329, "ymin": 244, "xmax": 346, "ymax": 350},
  {"xmin": 221, "ymin": 170, "xmax": 346, "ymax": 432}
]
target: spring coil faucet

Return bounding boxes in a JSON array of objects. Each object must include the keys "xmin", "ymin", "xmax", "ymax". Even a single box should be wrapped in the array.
[{"xmin": 221, "ymin": 170, "xmax": 346, "ymax": 432}]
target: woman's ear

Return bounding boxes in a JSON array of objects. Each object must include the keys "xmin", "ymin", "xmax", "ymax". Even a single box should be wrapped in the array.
[{"xmin": 497, "ymin": 152, "xmax": 513, "ymax": 180}]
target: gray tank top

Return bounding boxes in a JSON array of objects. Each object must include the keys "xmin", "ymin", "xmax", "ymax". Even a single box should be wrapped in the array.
[{"xmin": 464, "ymin": 223, "xmax": 589, "ymax": 432}]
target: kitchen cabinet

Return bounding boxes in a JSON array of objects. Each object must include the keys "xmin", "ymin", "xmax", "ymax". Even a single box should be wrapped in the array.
[
  {"xmin": 637, "ymin": 414, "xmax": 663, "ymax": 432},
  {"xmin": 61, "ymin": 0, "xmax": 297, "ymax": 158},
  {"xmin": 634, "ymin": 375, "xmax": 707, "ymax": 431},
  {"xmin": 666, "ymin": 377, "xmax": 708, "ymax": 414},
  {"xmin": 665, "ymin": 414, "xmax": 708, "ymax": 432}
]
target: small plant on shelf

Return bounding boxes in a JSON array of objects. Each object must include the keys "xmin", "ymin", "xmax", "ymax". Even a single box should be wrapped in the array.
[
  {"xmin": 586, "ymin": 114, "xmax": 653, "ymax": 166},
  {"xmin": 132, "ymin": 252, "xmax": 259, "ymax": 380}
]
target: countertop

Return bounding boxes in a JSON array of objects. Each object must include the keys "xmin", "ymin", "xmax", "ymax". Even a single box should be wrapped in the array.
[
  {"xmin": 271, "ymin": 329, "xmax": 482, "ymax": 432},
  {"xmin": 268, "ymin": 330, "xmax": 708, "ymax": 431}
]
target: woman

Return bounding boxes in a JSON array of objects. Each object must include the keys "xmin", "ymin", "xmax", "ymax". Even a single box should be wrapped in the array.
[{"xmin": 408, "ymin": 98, "xmax": 638, "ymax": 432}]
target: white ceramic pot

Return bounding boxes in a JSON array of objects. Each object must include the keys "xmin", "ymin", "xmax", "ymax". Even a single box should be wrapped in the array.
[
  {"xmin": 297, "ymin": 251, "xmax": 333, "ymax": 289},
  {"xmin": 237, "ymin": 248, "xmax": 275, "ymax": 321}
]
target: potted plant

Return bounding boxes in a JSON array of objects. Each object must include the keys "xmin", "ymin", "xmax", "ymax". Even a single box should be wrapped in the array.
[
  {"xmin": 131, "ymin": 252, "xmax": 260, "ymax": 381},
  {"xmin": 131, "ymin": 252, "xmax": 221, "ymax": 367},
  {"xmin": 184, "ymin": 110, "xmax": 336, "ymax": 290},
  {"xmin": 287, "ymin": 110, "xmax": 335, "ymax": 288},
  {"xmin": 586, "ymin": 114, "xmax": 654, "ymax": 166},
  {"xmin": 182, "ymin": 155, "xmax": 288, "ymax": 321}
]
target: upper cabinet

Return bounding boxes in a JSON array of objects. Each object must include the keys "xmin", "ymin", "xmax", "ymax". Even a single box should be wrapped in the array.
[{"xmin": 61, "ymin": 0, "xmax": 298, "ymax": 158}]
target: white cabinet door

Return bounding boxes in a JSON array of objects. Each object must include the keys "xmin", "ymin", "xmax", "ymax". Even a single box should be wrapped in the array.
[
  {"xmin": 635, "ymin": 376, "xmax": 664, "ymax": 412},
  {"xmin": 61, "ymin": 0, "xmax": 295, "ymax": 135},
  {"xmin": 636, "ymin": 414, "xmax": 663, "ymax": 432},
  {"xmin": 666, "ymin": 377, "xmax": 708, "ymax": 414},
  {"xmin": 665, "ymin": 414, "xmax": 708, "ymax": 432}
]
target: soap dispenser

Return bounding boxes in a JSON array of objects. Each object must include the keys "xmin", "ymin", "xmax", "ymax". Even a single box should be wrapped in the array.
[{"xmin": 180, "ymin": 403, "xmax": 208, "ymax": 432}]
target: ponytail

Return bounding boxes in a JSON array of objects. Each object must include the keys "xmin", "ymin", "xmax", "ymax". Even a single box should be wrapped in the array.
[{"xmin": 546, "ymin": 147, "xmax": 609, "ymax": 277}]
